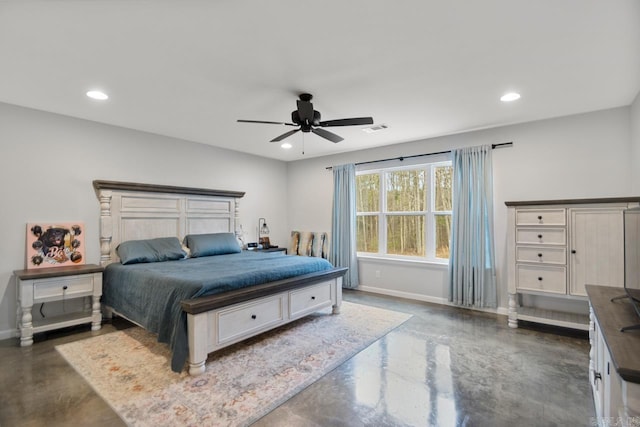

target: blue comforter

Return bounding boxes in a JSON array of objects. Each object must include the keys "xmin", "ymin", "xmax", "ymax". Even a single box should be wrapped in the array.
[{"xmin": 103, "ymin": 251, "xmax": 334, "ymax": 372}]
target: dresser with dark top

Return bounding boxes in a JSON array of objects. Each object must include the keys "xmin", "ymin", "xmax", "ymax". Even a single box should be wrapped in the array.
[{"xmin": 586, "ymin": 285, "xmax": 640, "ymax": 425}]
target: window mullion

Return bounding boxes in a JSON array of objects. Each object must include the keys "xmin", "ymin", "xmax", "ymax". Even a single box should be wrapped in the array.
[{"xmin": 426, "ymin": 165, "xmax": 433, "ymax": 259}]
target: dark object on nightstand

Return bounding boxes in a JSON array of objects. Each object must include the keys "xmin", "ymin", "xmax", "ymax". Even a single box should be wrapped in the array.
[
  {"xmin": 259, "ymin": 236, "xmax": 271, "ymax": 249},
  {"xmin": 256, "ymin": 247, "xmax": 287, "ymax": 254}
]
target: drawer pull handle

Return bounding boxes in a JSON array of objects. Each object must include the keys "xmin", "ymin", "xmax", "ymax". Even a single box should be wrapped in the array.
[
  {"xmin": 593, "ymin": 371, "xmax": 602, "ymax": 385},
  {"xmin": 537, "ymin": 215, "xmax": 542, "ymax": 220},
  {"xmin": 538, "ymin": 277, "xmax": 543, "ymax": 281},
  {"xmin": 537, "ymin": 234, "xmax": 543, "ymax": 239},
  {"xmin": 571, "ymin": 249, "xmax": 576, "ymax": 254},
  {"xmin": 537, "ymin": 253, "xmax": 543, "ymax": 258},
  {"xmin": 311, "ymin": 296, "xmax": 316, "ymax": 300},
  {"xmin": 251, "ymin": 314, "xmax": 257, "ymax": 320},
  {"xmin": 62, "ymin": 285, "xmax": 68, "ymax": 290}
]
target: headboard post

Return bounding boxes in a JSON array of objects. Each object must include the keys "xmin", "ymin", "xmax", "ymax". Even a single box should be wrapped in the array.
[
  {"xmin": 97, "ymin": 189, "xmax": 113, "ymax": 266},
  {"xmin": 234, "ymin": 198, "xmax": 241, "ymax": 240}
]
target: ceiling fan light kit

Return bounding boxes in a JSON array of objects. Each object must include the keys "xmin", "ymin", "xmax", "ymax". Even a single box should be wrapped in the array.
[{"xmin": 238, "ymin": 93, "xmax": 374, "ymax": 144}]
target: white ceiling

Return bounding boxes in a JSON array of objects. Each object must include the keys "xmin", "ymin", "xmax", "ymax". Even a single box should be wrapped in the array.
[{"xmin": 1, "ymin": 1, "xmax": 639, "ymax": 161}]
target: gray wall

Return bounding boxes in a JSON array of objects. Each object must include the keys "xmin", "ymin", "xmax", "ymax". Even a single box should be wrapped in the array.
[
  {"xmin": 0, "ymin": 102, "xmax": 289, "ymax": 339},
  {"xmin": 286, "ymin": 106, "xmax": 634, "ymax": 311},
  {"xmin": 632, "ymin": 92, "xmax": 640, "ymax": 193}
]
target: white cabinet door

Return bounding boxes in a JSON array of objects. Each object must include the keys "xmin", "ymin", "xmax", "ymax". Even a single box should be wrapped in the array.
[
  {"xmin": 603, "ymin": 347, "xmax": 623, "ymax": 422},
  {"xmin": 569, "ymin": 208, "xmax": 624, "ymax": 296}
]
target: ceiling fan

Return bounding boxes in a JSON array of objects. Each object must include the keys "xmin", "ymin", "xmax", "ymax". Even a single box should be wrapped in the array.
[{"xmin": 237, "ymin": 93, "xmax": 374, "ymax": 143}]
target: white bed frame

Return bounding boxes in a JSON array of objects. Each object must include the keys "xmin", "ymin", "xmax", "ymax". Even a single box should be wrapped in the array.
[{"xmin": 93, "ymin": 180, "xmax": 344, "ymax": 375}]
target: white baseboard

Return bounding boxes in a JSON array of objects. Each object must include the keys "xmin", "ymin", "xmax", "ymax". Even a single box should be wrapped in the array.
[
  {"xmin": 358, "ymin": 285, "xmax": 448, "ymax": 305},
  {"xmin": 356, "ymin": 285, "xmax": 509, "ymax": 318},
  {"xmin": 0, "ymin": 328, "xmax": 18, "ymax": 341}
]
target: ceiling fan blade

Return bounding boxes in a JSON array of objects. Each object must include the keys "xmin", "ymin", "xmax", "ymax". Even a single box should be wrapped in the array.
[
  {"xmin": 270, "ymin": 128, "xmax": 300, "ymax": 142},
  {"xmin": 296, "ymin": 100, "xmax": 314, "ymax": 123},
  {"xmin": 238, "ymin": 119, "xmax": 296, "ymax": 126},
  {"xmin": 319, "ymin": 117, "xmax": 374, "ymax": 127},
  {"xmin": 312, "ymin": 128, "xmax": 343, "ymax": 143}
]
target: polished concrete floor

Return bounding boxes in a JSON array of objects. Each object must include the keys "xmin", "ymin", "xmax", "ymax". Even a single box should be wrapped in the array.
[{"xmin": 0, "ymin": 290, "xmax": 594, "ymax": 426}]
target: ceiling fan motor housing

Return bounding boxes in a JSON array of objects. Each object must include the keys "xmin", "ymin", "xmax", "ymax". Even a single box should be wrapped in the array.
[{"xmin": 291, "ymin": 110, "xmax": 321, "ymax": 131}]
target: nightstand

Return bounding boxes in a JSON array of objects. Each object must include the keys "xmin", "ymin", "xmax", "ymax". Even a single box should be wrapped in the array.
[{"xmin": 14, "ymin": 264, "xmax": 103, "ymax": 346}]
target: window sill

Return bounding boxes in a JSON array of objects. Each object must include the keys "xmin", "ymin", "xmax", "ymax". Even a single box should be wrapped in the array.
[{"xmin": 357, "ymin": 254, "xmax": 449, "ymax": 268}]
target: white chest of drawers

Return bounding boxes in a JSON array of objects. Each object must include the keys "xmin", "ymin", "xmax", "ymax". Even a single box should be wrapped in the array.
[
  {"xmin": 506, "ymin": 197, "xmax": 640, "ymax": 330},
  {"xmin": 15, "ymin": 264, "xmax": 103, "ymax": 346}
]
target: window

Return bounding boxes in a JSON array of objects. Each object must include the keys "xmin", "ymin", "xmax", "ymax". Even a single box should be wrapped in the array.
[{"xmin": 356, "ymin": 161, "xmax": 453, "ymax": 262}]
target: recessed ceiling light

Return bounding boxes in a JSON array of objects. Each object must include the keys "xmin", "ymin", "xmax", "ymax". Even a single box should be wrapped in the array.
[
  {"xmin": 500, "ymin": 92, "xmax": 521, "ymax": 102},
  {"xmin": 281, "ymin": 142, "xmax": 292, "ymax": 149},
  {"xmin": 86, "ymin": 90, "xmax": 109, "ymax": 100}
]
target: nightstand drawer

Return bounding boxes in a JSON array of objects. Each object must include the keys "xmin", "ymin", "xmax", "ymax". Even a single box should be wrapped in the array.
[
  {"xmin": 516, "ymin": 265, "xmax": 566, "ymax": 294},
  {"xmin": 290, "ymin": 281, "xmax": 332, "ymax": 318},
  {"xmin": 516, "ymin": 228, "xmax": 566, "ymax": 245},
  {"xmin": 33, "ymin": 275, "xmax": 95, "ymax": 302},
  {"xmin": 516, "ymin": 209, "xmax": 566, "ymax": 226}
]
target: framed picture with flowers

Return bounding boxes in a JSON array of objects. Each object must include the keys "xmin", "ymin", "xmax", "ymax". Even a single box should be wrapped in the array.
[{"xmin": 26, "ymin": 223, "xmax": 85, "ymax": 269}]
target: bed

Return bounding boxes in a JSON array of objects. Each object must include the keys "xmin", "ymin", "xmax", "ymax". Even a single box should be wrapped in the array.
[{"xmin": 93, "ymin": 180, "xmax": 346, "ymax": 375}]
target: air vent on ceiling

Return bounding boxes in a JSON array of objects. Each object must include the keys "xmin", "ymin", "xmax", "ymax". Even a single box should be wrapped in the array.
[{"xmin": 362, "ymin": 124, "xmax": 388, "ymax": 134}]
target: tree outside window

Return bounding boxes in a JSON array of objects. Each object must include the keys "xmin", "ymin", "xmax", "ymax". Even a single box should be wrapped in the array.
[
  {"xmin": 356, "ymin": 162, "xmax": 452, "ymax": 262},
  {"xmin": 356, "ymin": 173, "xmax": 379, "ymax": 253},
  {"xmin": 434, "ymin": 165, "xmax": 453, "ymax": 259}
]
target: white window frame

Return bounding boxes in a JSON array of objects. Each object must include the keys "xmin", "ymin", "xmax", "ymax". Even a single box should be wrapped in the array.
[{"xmin": 356, "ymin": 160, "xmax": 453, "ymax": 263}]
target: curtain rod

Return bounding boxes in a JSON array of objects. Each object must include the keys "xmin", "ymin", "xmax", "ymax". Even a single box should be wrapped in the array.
[{"xmin": 325, "ymin": 141, "xmax": 513, "ymax": 170}]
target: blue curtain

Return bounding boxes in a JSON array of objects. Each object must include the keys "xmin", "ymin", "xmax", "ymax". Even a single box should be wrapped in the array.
[
  {"xmin": 448, "ymin": 145, "xmax": 497, "ymax": 308},
  {"xmin": 330, "ymin": 163, "xmax": 359, "ymax": 288}
]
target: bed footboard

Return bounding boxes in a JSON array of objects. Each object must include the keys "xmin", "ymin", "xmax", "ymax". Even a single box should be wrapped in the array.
[{"xmin": 183, "ymin": 268, "xmax": 346, "ymax": 376}]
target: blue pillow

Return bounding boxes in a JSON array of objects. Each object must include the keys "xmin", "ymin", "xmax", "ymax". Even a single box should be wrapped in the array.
[
  {"xmin": 117, "ymin": 237, "xmax": 186, "ymax": 265},
  {"xmin": 185, "ymin": 232, "xmax": 241, "ymax": 257}
]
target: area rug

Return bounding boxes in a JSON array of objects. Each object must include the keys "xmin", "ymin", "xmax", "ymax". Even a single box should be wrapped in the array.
[{"xmin": 56, "ymin": 301, "xmax": 411, "ymax": 427}]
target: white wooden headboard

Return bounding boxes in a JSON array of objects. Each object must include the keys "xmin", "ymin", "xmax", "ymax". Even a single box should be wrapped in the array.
[{"xmin": 93, "ymin": 180, "xmax": 245, "ymax": 266}]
